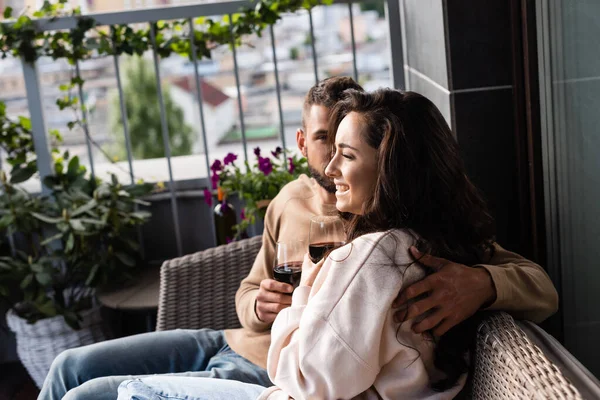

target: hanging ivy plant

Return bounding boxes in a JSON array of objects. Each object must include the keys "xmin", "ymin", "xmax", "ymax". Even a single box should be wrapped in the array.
[
  {"xmin": 0, "ymin": 0, "xmax": 332, "ymax": 172},
  {"xmin": 0, "ymin": 0, "xmax": 332, "ymax": 63}
]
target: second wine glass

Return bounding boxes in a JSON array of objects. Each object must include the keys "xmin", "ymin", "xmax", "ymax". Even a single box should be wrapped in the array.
[{"xmin": 308, "ymin": 215, "xmax": 346, "ymax": 263}]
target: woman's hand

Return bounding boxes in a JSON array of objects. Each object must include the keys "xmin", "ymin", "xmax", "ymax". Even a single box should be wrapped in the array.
[{"xmin": 300, "ymin": 253, "xmax": 325, "ymax": 287}]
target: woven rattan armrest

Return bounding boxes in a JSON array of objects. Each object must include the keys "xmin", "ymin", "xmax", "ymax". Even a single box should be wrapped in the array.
[
  {"xmin": 156, "ymin": 236, "xmax": 262, "ymax": 332},
  {"xmin": 470, "ymin": 312, "xmax": 583, "ymax": 399}
]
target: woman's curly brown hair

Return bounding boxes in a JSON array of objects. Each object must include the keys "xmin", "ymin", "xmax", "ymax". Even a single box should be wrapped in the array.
[{"xmin": 328, "ymin": 88, "xmax": 496, "ymax": 390}]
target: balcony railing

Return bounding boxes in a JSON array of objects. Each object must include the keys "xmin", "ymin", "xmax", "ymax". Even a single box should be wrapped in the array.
[{"xmin": 0, "ymin": 0, "xmax": 405, "ymax": 257}]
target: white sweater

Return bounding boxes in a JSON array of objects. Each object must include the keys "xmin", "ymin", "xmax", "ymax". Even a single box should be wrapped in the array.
[{"xmin": 257, "ymin": 230, "xmax": 466, "ymax": 400}]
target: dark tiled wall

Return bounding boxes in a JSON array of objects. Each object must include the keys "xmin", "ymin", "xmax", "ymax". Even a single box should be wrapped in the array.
[
  {"xmin": 403, "ymin": 0, "xmax": 449, "ymax": 88},
  {"xmin": 402, "ymin": 0, "xmax": 521, "ymax": 251},
  {"xmin": 402, "ymin": 0, "xmax": 451, "ymax": 122},
  {"xmin": 445, "ymin": 1, "xmax": 513, "ymax": 90},
  {"xmin": 548, "ymin": 0, "xmax": 600, "ymax": 377}
]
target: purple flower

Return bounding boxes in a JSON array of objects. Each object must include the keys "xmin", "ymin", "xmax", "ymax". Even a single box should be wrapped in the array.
[
  {"xmin": 254, "ymin": 147, "xmax": 261, "ymax": 157},
  {"xmin": 271, "ymin": 147, "xmax": 283, "ymax": 159},
  {"xmin": 211, "ymin": 173, "xmax": 220, "ymax": 189},
  {"xmin": 226, "ymin": 237, "xmax": 233, "ymax": 244},
  {"xmin": 221, "ymin": 201, "xmax": 230, "ymax": 211},
  {"xmin": 240, "ymin": 208, "xmax": 246, "ymax": 221},
  {"xmin": 203, "ymin": 189, "xmax": 213, "ymax": 207},
  {"xmin": 287, "ymin": 157, "xmax": 295, "ymax": 174},
  {"xmin": 258, "ymin": 156, "xmax": 273, "ymax": 176},
  {"xmin": 210, "ymin": 159, "xmax": 223, "ymax": 173},
  {"xmin": 224, "ymin": 153, "xmax": 238, "ymax": 165}
]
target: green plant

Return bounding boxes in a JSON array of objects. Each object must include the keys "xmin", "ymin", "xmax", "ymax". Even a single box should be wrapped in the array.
[
  {"xmin": 0, "ymin": 105, "xmax": 154, "ymax": 329},
  {"xmin": 109, "ymin": 56, "xmax": 194, "ymax": 160},
  {"xmin": 0, "ymin": 0, "xmax": 333, "ymax": 139},
  {"xmin": 0, "ymin": 0, "xmax": 332, "ymax": 327},
  {"xmin": 360, "ymin": 1, "xmax": 385, "ymax": 18},
  {"xmin": 209, "ymin": 147, "xmax": 308, "ymax": 238},
  {"xmin": 303, "ymin": 32, "xmax": 314, "ymax": 46}
]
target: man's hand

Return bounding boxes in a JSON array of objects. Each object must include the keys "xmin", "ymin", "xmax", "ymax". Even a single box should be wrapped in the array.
[
  {"xmin": 393, "ymin": 246, "xmax": 496, "ymax": 336},
  {"xmin": 255, "ymin": 279, "xmax": 294, "ymax": 324}
]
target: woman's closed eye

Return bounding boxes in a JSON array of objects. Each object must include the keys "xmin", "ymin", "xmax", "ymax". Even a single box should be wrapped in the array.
[{"xmin": 342, "ymin": 152, "xmax": 355, "ymax": 160}]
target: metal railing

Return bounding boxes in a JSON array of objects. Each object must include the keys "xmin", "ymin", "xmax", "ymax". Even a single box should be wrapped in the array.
[{"xmin": 1, "ymin": 0, "xmax": 404, "ymax": 256}]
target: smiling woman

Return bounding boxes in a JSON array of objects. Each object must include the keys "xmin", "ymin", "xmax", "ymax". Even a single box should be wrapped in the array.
[
  {"xmin": 318, "ymin": 88, "xmax": 499, "ymax": 393},
  {"xmin": 325, "ymin": 112, "xmax": 378, "ymax": 215}
]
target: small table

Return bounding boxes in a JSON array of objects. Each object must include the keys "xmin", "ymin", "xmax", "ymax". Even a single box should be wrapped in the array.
[{"xmin": 97, "ymin": 266, "xmax": 160, "ymax": 332}]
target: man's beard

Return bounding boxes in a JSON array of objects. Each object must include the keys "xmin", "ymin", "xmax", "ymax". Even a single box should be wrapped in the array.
[{"xmin": 308, "ymin": 162, "xmax": 336, "ymax": 194}]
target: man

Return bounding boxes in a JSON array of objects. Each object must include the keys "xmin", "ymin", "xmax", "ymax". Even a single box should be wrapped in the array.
[{"xmin": 40, "ymin": 77, "xmax": 558, "ymax": 400}]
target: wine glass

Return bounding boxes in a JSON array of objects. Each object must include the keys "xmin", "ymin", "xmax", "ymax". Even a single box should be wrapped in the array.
[
  {"xmin": 308, "ymin": 215, "xmax": 346, "ymax": 263},
  {"xmin": 273, "ymin": 240, "xmax": 306, "ymax": 289}
]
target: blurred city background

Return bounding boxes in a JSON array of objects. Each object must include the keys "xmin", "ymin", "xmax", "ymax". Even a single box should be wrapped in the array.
[{"xmin": 0, "ymin": 0, "xmax": 393, "ymax": 186}]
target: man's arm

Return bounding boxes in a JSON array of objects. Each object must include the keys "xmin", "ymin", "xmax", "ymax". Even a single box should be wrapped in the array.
[
  {"xmin": 395, "ymin": 243, "xmax": 558, "ymax": 336},
  {"xmin": 235, "ymin": 204, "xmax": 293, "ymax": 332},
  {"xmin": 478, "ymin": 243, "xmax": 559, "ymax": 320}
]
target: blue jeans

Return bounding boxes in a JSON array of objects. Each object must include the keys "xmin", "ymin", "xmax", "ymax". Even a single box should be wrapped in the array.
[
  {"xmin": 38, "ymin": 329, "xmax": 272, "ymax": 400},
  {"xmin": 117, "ymin": 377, "xmax": 266, "ymax": 400}
]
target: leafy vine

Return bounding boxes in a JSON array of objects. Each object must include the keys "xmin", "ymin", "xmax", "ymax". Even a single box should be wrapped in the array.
[{"xmin": 0, "ymin": 0, "xmax": 331, "ymax": 181}]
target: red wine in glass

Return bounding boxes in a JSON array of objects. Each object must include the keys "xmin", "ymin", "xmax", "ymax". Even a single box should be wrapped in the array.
[
  {"xmin": 309, "ymin": 241, "xmax": 346, "ymax": 263},
  {"xmin": 273, "ymin": 261, "xmax": 303, "ymax": 288},
  {"xmin": 308, "ymin": 216, "xmax": 345, "ymax": 263},
  {"xmin": 273, "ymin": 241, "xmax": 305, "ymax": 290}
]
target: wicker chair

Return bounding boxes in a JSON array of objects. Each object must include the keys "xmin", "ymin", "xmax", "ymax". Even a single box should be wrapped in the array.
[
  {"xmin": 157, "ymin": 236, "xmax": 263, "ymax": 331},
  {"xmin": 468, "ymin": 313, "xmax": 585, "ymax": 399},
  {"xmin": 157, "ymin": 237, "xmax": 598, "ymax": 399}
]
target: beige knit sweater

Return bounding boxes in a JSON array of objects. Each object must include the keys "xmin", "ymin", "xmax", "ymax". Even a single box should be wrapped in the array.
[{"xmin": 224, "ymin": 174, "xmax": 559, "ymax": 371}]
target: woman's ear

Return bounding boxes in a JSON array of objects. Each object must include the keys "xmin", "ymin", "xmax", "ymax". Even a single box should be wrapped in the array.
[{"xmin": 296, "ymin": 129, "xmax": 308, "ymax": 157}]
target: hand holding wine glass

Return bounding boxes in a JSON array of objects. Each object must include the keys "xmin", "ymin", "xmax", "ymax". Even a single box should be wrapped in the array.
[
  {"xmin": 272, "ymin": 240, "xmax": 306, "ymax": 290},
  {"xmin": 308, "ymin": 215, "xmax": 346, "ymax": 263}
]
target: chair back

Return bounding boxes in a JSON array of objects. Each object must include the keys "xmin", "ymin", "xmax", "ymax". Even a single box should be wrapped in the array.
[{"xmin": 156, "ymin": 236, "xmax": 263, "ymax": 331}]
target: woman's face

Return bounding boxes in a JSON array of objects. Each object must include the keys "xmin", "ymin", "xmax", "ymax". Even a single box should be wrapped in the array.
[{"xmin": 325, "ymin": 112, "xmax": 378, "ymax": 215}]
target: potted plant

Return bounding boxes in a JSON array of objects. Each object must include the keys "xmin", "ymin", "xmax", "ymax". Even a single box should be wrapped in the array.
[
  {"xmin": 208, "ymin": 146, "xmax": 309, "ymax": 240},
  {"xmin": 0, "ymin": 104, "xmax": 154, "ymax": 387}
]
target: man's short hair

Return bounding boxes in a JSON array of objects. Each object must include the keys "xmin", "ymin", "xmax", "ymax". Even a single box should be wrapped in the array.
[{"xmin": 302, "ymin": 76, "xmax": 364, "ymax": 129}]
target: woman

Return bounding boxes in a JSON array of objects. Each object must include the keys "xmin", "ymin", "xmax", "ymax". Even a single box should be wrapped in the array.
[{"xmin": 117, "ymin": 89, "xmax": 495, "ymax": 400}]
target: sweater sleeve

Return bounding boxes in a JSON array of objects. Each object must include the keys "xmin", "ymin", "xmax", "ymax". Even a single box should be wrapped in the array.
[
  {"xmin": 235, "ymin": 203, "xmax": 279, "ymax": 332},
  {"xmin": 266, "ymin": 235, "xmax": 410, "ymax": 400},
  {"xmin": 267, "ymin": 282, "xmax": 380, "ymax": 400},
  {"xmin": 477, "ymin": 243, "xmax": 558, "ymax": 323}
]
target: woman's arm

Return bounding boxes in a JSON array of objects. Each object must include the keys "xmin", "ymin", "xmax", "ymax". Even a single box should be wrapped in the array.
[
  {"xmin": 267, "ymin": 284, "xmax": 380, "ymax": 399},
  {"xmin": 266, "ymin": 232, "xmax": 417, "ymax": 399}
]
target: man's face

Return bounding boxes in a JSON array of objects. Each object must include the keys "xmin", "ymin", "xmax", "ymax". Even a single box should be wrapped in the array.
[{"xmin": 299, "ymin": 105, "xmax": 336, "ymax": 193}]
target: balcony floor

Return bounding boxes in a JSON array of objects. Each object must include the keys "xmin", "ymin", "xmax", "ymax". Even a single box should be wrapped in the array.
[{"xmin": 0, "ymin": 362, "xmax": 39, "ymax": 400}]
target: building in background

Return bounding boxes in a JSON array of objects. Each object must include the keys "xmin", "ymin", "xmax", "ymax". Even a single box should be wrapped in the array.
[
  {"xmin": 0, "ymin": 0, "xmax": 25, "ymax": 17},
  {"xmin": 169, "ymin": 76, "xmax": 235, "ymax": 154}
]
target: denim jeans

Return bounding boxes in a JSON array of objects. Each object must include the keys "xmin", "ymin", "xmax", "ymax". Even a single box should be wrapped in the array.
[
  {"xmin": 38, "ymin": 329, "xmax": 272, "ymax": 400},
  {"xmin": 116, "ymin": 376, "xmax": 266, "ymax": 400}
]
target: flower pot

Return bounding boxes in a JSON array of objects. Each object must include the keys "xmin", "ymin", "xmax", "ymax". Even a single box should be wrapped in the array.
[{"xmin": 5, "ymin": 307, "xmax": 107, "ymax": 388}]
